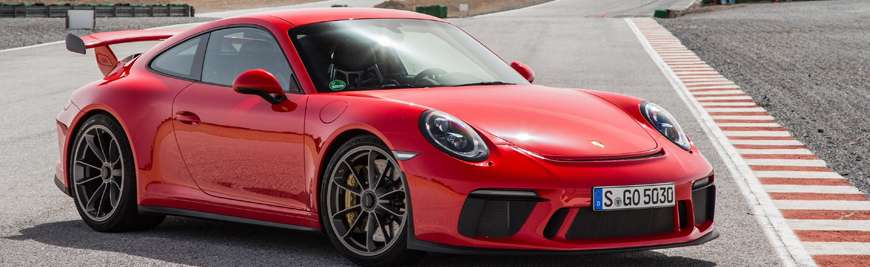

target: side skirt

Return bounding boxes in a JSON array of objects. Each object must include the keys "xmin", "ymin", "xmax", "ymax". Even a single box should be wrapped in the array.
[{"xmin": 138, "ymin": 205, "xmax": 323, "ymax": 234}]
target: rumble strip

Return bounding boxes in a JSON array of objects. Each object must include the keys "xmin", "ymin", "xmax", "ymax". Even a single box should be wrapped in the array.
[{"xmin": 627, "ymin": 17, "xmax": 870, "ymax": 267}]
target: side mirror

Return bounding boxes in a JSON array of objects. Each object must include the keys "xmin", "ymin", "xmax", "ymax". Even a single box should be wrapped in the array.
[
  {"xmin": 510, "ymin": 61, "xmax": 535, "ymax": 83},
  {"xmin": 233, "ymin": 69, "xmax": 287, "ymax": 105}
]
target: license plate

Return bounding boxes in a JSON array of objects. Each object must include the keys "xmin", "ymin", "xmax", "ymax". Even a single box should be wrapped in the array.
[{"xmin": 593, "ymin": 183, "xmax": 675, "ymax": 211}]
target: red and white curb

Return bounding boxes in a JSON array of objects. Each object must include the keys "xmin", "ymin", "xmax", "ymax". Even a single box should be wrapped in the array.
[{"xmin": 628, "ymin": 17, "xmax": 870, "ymax": 267}]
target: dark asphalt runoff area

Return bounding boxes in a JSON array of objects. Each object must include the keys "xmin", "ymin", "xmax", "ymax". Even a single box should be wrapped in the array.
[
  {"xmin": 660, "ymin": 0, "xmax": 870, "ymax": 198},
  {"xmin": 0, "ymin": 0, "xmax": 784, "ymax": 266}
]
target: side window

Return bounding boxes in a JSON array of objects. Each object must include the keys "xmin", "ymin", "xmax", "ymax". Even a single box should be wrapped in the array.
[
  {"xmin": 202, "ymin": 27, "xmax": 295, "ymax": 92},
  {"xmin": 150, "ymin": 35, "xmax": 205, "ymax": 79}
]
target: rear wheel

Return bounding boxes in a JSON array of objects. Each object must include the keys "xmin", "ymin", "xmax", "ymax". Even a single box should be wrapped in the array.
[
  {"xmin": 69, "ymin": 114, "xmax": 164, "ymax": 232},
  {"xmin": 321, "ymin": 135, "xmax": 425, "ymax": 266}
]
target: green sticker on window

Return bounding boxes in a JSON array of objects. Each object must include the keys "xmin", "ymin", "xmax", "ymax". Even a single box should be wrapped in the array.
[{"xmin": 328, "ymin": 80, "xmax": 347, "ymax": 91}]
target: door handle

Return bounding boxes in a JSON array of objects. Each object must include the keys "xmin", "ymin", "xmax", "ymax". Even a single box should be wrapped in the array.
[{"xmin": 175, "ymin": 111, "xmax": 201, "ymax": 125}]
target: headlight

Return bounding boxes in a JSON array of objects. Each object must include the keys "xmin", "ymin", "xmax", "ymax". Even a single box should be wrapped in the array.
[
  {"xmin": 419, "ymin": 110, "xmax": 489, "ymax": 162},
  {"xmin": 640, "ymin": 102, "xmax": 691, "ymax": 150}
]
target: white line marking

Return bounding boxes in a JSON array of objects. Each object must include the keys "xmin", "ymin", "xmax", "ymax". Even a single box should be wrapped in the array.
[
  {"xmin": 754, "ymin": 171, "xmax": 842, "ymax": 178},
  {"xmin": 706, "ymin": 108, "xmax": 767, "ymax": 112},
  {"xmin": 695, "ymin": 95, "xmax": 754, "ymax": 101},
  {"xmin": 730, "ymin": 139, "xmax": 805, "ymax": 145},
  {"xmin": 764, "ymin": 185, "xmax": 857, "ymax": 194},
  {"xmin": 682, "ymin": 78, "xmax": 732, "ymax": 82},
  {"xmin": 0, "ymin": 40, "xmax": 63, "ymax": 53},
  {"xmin": 692, "ymin": 90, "xmax": 745, "ymax": 96},
  {"xmin": 713, "ymin": 115, "xmax": 776, "ymax": 120},
  {"xmin": 702, "ymin": 102, "xmax": 761, "ymax": 106},
  {"xmin": 718, "ymin": 123, "xmax": 782, "ymax": 127},
  {"xmin": 724, "ymin": 131, "xmax": 792, "ymax": 137},
  {"xmin": 801, "ymin": 242, "xmax": 870, "ymax": 255},
  {"xmin": 673, "ymin": 71, "xmax": 722, "ymax": 75},
  {"xmin": 626, "ymin": 18, "xmax": 812, "ymax": 267},
  {"xmin": 745, "ymin": 159, "xmax": 828, "ymax": 167},
  {"xmin": 774, "ymin": 200, "xmax": 870, "ymax": 210},
  {"xmin": 739, "ymin": 149, "xmax": 816, "ymax": 155},
  {"xmin": 688, "ymin": 85, "xmax": 743, "ymax": 90},
  {"xmin": 787, "ymin": 220, "xmax": 870, "ymax": 231}
]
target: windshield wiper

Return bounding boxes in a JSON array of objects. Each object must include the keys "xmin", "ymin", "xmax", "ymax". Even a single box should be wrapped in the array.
[
  {"xmin": 381, "ymin": 83, "xmax": 418, "ymax": 89},
  {"xmin": 453, "ymin": 81, "xmax": 516, "ymax": 87}
]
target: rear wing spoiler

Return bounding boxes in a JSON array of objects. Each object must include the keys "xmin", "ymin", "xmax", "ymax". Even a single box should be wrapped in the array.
[{"xmin": 66, "ymin": 30, "xmax": 182, "ymax": 77}]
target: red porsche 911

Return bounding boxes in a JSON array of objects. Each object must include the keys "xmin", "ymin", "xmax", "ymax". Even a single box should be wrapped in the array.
[{"xmin": 55, "ymin": 8, "xmax": 717, "ymax": 266}]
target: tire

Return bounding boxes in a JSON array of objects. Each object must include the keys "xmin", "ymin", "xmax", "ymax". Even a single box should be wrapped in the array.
[
  {"xmin": 320, "ymin": 135, "xmax": 425, "ymax": 266},
  {"xmin": 69, "ymin": 114, "xmax": 165, "ymax": 232}
]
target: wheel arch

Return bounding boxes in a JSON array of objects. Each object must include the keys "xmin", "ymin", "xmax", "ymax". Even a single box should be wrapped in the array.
[
  {"xmin": 65, "ymin": 107, "xmax": 137, "ymax": 187},
  {"xmin": 314, "ymin": 128, "xmax": 379, "ymax": 219}
]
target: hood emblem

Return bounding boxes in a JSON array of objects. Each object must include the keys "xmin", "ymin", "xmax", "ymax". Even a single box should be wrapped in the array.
[{"xmin": 591, "ymin": 140, "xmax": 605, "ymax": 148}]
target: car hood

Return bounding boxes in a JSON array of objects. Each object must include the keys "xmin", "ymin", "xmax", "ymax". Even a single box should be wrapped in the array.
[{"xmin": 348, "ymin": 85, "xmax": 658, "ymax": 160}]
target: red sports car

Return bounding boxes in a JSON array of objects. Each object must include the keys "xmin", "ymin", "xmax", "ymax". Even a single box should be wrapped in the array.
[{"xmin": 55, "ymin": 8, "xmax": 717, "ymax": 266}]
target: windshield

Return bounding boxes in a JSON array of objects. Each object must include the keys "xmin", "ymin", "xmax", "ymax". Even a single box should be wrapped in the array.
[{"xmin": 289, "ymin": 19, "xmax": 530, "ymax": 93}]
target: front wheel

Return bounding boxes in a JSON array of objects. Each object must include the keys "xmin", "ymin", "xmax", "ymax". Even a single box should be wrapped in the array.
[{"xmin": 320, "ymin": 135, "xmax": 425, "ymax": 266}]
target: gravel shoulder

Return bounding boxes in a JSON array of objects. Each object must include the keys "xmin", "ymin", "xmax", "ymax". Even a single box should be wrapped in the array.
[
  {"xmin": 0, "ymin": 17, "xmax": 216, "ymax": 51},
  {"xmin": 659, "ymin": 0, "xmax": 870, "ymax": 196}
]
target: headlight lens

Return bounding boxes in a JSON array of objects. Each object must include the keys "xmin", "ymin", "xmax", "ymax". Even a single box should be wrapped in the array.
[
  {"xmin": 640, "ymin": 102, "xmax": 691, "ymax": 150},
  {"xmin": 419, "ymin": 110, "xmax": 489, "ymax": 162}
]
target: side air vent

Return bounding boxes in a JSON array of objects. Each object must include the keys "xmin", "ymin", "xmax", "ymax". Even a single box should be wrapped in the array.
[{"xmin": 692, "ymin": 183, "xmax": 716, "ymax": 224}]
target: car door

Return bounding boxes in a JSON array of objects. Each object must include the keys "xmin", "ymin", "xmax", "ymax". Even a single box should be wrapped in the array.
[{"xmin": 172, "ymin": 26, "xmax": 309, "ymax": 210}]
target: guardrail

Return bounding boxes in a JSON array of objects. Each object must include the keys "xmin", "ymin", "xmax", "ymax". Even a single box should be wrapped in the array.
[{"xmin": 0, "ymin": 4, "xmax": 194, "ymax": 18}]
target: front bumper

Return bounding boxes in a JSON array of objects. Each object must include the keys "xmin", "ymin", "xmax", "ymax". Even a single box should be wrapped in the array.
[{"xmin": 399, "ymin": 143, "xmax": 716, "ymax": 252}]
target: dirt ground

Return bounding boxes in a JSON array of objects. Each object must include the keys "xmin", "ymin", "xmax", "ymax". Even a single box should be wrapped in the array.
[
  {"xmin": 33, "ymin": 0, "xmax": 322, "ymax": 13},
  {"xmin": 375, "ymin": 0, "xmax": 553, "ymax": 17}
]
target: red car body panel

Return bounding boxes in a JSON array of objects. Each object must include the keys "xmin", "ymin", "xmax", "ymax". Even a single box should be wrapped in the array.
[{"xmin": 56, "ymin": 8, "xmax": 716, "ymax": 253}]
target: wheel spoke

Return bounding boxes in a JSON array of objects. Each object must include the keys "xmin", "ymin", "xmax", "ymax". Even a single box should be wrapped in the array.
[
  {"xmin": 334, "ymin": 162, "xmax": 362, "ymax": 196},
  {"xmin": 96, "ymin": 182, "xmax": 110, "ymax": 217},
  {"xmin": 367, "ymin": 150, "xmax": 379, "ymax": 190},
  {"xmin": 75, "ymin": 175, "xmax": 102, "ymax": 185},
  {"xmin": 107, "ymin": 141, "xmax": 117, "ymax": 166},
  {"xmin": 342, "ymin": 210, "xmax": 366, "ymax": 239},
  {"xmin": 378, "ymin": 203, "xmax": 404, "ymax": 217},
  {"xmin": 112, "ymin": 156, "xmax": 121, "ymax": 169},
  {"xmin": 111, "ymin": 168, "xmax": 122, "ymax": 177},
  {"xmin": 85, "ymin": 135, "xmax": 107, "ymax": 163},
  {"xmin": 85, "ymin": 183, "xmax": 106, "ymax": 212},
  {"xmin": 374, "ymin": 212, "xmax": 392, "ymax": 244},
  {"xmin": 378, "ymin": 188, "xmax": 404, "ymax": 200},
  {"xmin": 374, "ymin": 164, "xmax": 393, "ymax": 192},
  {"xmin": 331, "ymin": 204, "xmax": 362, "ymax": 221},
  {"xmin": 94, "ymin": 129, "xmax": 110, "ymax": 163},
  {"xmin": 366, "ymin": 211, "xmax": 376, "ymax": 252},
  {"xmin": 75, "ymin": 161, "xmax": 101, "ymax": 171},
  {"xmin": 341, "ymin": 161, "xmax": 367, "ymax": 192},
  {"xmin": 109, "ymin": 181, "xmax": 121, "ymax": 208}
]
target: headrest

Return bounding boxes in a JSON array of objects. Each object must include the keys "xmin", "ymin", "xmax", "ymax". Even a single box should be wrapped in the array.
[
  {"xmin": 239, "ymin": 40, "xmax": 276, "ymax": 56},
  {"xmin": 333, "ymin": 39, "xmax": 377, "ymax": 71}
]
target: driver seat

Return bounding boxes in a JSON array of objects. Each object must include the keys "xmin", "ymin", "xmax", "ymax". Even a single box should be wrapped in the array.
[{"xmin": 331, "ymin": 39, "xmax": 383, "ymax": 90}]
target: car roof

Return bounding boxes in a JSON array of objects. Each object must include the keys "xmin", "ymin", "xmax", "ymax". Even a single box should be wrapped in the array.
[{"xmin": 250, "ymin": 7, "xmax": 447, "ymax": 26}]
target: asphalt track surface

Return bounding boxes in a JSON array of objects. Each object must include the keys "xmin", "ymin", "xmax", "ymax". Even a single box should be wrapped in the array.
[{"xmin": 0, "ymin": 0, "xmax": 785, "ymax": 266}]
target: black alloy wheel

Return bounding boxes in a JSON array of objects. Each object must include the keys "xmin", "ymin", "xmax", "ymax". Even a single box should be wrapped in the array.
[
  {"xmin": 321, "ymin": 135, "xmax": 425, "ymax": 266},
  {"xmin": 70, "ymin": 114, "xmax": 164, "ymax": 232}
]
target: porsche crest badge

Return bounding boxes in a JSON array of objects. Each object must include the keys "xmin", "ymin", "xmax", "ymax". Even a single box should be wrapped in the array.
[{"xmin": 591, "ymin": 140, "xmax": 605, "ymax": 148}]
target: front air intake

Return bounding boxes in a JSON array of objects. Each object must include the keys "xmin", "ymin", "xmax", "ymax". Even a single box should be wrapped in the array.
[
  {"xmin": 457, "ymin": 190, "xmax": 543, "ymax": 238},
  {"xmin": 565, "ymin": 207, "xmax": 674, "ymax": 239}
]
